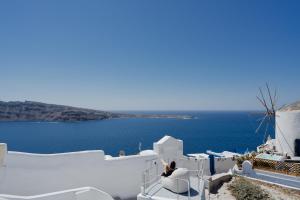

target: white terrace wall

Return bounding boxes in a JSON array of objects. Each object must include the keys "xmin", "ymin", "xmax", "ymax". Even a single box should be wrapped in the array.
[
  {"xmin": 0, "ymin": 151, "xmax": 158, "ymax": 199},
  {"xmin": 0, "ymin": 187, "xmax": 114, "ymax": 200},
  {"xmin": 177, "ymin": 156, "xmax": 235, "ymax": 176},
  {"xmin": 177, "ymin": 157, "xmax": 210, "ymax": 176},
  {"xmin": 0, "ymin": 135, "xmax": 236, "ymax": 199},
  {"xmin": 214, "ymin": 157, "xmax": 235, "ymax": 174}
]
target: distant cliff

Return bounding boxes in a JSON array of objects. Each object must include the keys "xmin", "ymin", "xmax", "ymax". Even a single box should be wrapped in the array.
[
  {"xmin": 0, "ymin": 101, "xmax": 131, "ymax": 122},
  {"xmin": 0, "ymin": 101, "xmax": 192, "ymax": 122}
]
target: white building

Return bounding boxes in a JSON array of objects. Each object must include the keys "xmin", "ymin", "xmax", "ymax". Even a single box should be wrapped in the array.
[{"xmin": 276, "ymin": 101, "xmax": 300, "ymax": 157}]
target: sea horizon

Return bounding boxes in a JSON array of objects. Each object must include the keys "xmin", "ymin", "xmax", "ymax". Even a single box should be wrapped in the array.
[{"xmin": 0, "ymin": 111, "xmax": 269, "ymax": 156}]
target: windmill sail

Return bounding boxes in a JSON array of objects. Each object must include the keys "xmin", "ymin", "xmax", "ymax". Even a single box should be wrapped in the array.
[{"xmin": 256, "ymin": 83, "xmax": 276, "ymax": 143}]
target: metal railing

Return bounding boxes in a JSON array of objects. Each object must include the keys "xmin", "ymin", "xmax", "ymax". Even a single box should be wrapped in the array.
[{"xmin": 142, "ymin": 158, "xmax": 160, "ymax": 190}]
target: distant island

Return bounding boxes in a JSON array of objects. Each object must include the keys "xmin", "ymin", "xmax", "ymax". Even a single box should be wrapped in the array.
[{"xmin": 0, "ymin": 101, "xmax": 192, "ymax": 122}]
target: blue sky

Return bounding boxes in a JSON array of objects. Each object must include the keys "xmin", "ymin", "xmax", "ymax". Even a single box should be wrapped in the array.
[{"xmin": 0, "ymin": 0, "xmax": 300, "ymax": 110}]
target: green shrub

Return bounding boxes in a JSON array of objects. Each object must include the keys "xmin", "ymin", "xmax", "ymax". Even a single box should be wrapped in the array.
[{"xmin": 229, "ymin": 177, "xmax": 271, "ymax": 200}]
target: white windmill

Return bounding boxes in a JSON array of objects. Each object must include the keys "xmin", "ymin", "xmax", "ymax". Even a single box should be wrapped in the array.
[{"xmin": 256, "ymin": 83, "xmax": 300, "ymax": 157}]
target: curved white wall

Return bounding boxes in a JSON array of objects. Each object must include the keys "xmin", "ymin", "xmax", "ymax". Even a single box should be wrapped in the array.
[
  {"xmin": 0, "ymin": 187, "xmax": 114, "ymax": 200},
  {"xmin": 276, "ymin": 110, "xmax": 300, "ymax": 156},
  {"xmin": 0, "ymin": 151, "xmax": 158, "ymax": 199}
]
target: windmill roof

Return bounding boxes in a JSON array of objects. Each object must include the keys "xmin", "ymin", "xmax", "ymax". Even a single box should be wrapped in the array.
[{"xmin": 278, "ymin": 101, "xmax": 300, "ymax": 111}]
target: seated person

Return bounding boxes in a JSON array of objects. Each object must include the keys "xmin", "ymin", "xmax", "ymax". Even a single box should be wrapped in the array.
[{"xmin": 161, "ymin": 160, "xmax": 176, "ymax": 177}]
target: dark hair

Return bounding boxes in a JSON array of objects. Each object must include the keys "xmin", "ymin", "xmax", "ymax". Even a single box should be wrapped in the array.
[{"xmin": 170, "ymin": 161, "xmax": 176, "ymax": 169}]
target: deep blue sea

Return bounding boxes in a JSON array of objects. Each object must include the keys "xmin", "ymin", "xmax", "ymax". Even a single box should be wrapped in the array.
[{"xmin": 0, "ymin": 111, "xmax": 272, "ymax": 156}]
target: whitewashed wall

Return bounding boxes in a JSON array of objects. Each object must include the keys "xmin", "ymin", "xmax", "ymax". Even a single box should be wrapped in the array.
[
  {"xmin": 178, "ymin": 156, "xmax": 235, "ymax": 175},
  {"xmin": 0, "ymin": 151, "xmax": 158, "ymax": 199},
  {"xmin": 214, "ymin": 157, "xmax": 235, "ymax": 174},
  {"xmin": 177, "ymin": 157, "xmax": 210, "ymax": 176},
  {"xmin": 153, "ymin": 136, "xmax": 183, "ymax": 164},
  {"xmin": 0, "ymin": 135, "xmax": 236, "ymax": 199},
  {"xmin": 276, "ymin": 111, "xmax": 300, "ymax": 156},
  {"xmin": 0, "ymin": 187, "xmax": 114, "ymax": 200}
]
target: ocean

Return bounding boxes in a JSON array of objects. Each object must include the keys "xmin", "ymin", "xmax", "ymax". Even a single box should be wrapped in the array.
[{"xmin": 0, "ymin": 111, "xmax": 271, "ymax": 156}]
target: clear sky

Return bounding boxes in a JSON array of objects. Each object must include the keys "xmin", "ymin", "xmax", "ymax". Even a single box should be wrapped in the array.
[{"xmin": 0, "ymin": 0, "xmax": 300, "ymax": 111}]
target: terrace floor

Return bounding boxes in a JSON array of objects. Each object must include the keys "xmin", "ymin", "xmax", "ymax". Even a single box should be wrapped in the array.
[{"xmin": 138, "ymin": 177, "xmax": 204, "ymax": 200}]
